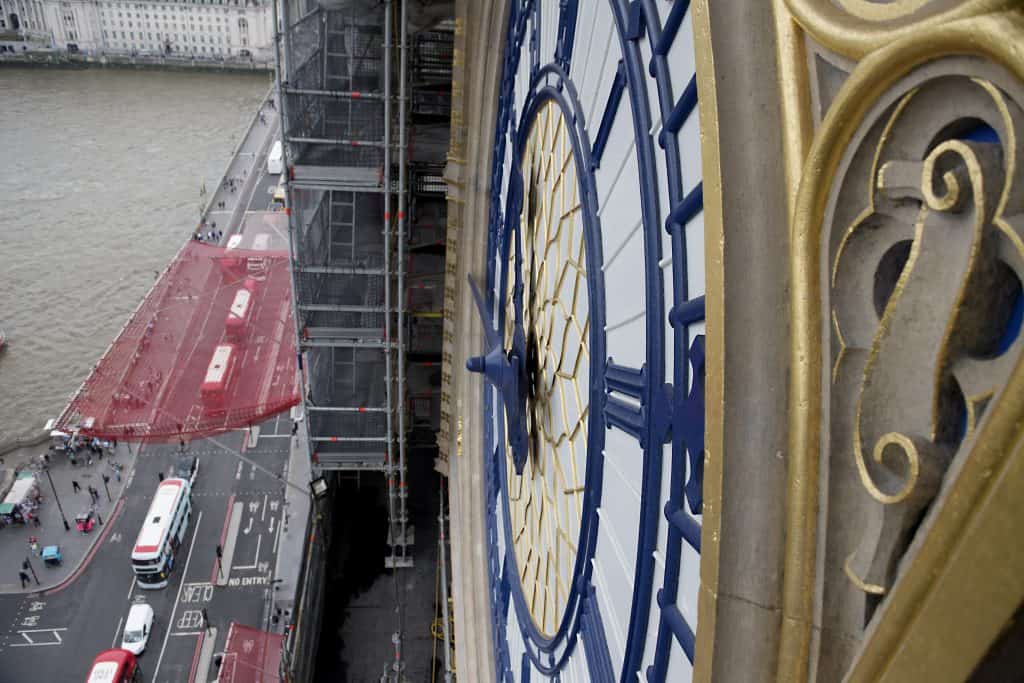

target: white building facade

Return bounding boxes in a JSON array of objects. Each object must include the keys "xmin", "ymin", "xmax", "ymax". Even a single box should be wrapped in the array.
[
  {"xmin": 0, "ymin": 0, "xmax": 51, "ymax": 51},
  {"xmin": 29, "ymin": 0, "xmax": 272, "ymax": 60}
]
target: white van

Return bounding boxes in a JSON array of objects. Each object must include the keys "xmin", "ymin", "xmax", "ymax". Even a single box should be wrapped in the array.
[
  {"xmin": 120, "ymin": 604, "xmax": 155, "ymax": 655},
  {"xmin": 267, "ymin": 140, "xmax": 283, "ymax": 175}
]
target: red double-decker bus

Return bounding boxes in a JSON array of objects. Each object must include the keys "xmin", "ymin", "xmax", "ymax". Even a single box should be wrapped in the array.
[
  {"xmin": 86, "ymin": 649, "xmax": 140, "ymax": 682},
  {"xmin": 200, "ymin": 343, "xmax": 238, "ymax": 412},
  {"xmin": 225, "ymin": 288, "xmax": 255, "ymax": 342}
]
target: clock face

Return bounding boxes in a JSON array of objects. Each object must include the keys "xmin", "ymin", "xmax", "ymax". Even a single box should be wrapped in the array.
[
  {"xmin": 501, "ymin": 98, "xmax": 593, "ymax": 638},
  {"xmin": 473, "ymin": 1, "xmax": 708, "ymax": 680}
]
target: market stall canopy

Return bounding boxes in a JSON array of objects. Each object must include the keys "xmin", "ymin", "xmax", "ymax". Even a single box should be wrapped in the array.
[{"xmin": 3, "ymin": 474, "xmax": 37, "ymax": 505}]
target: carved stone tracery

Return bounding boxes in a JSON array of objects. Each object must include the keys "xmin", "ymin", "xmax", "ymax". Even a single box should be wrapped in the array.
[{"xmin": 827, "ymin": 69, "xmax": 1024, "ymax": 599}]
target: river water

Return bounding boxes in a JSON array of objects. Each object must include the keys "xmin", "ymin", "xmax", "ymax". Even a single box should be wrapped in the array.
[{"xmin": 0, "ymin": 67, "xmax": 268, "ymax": 451}]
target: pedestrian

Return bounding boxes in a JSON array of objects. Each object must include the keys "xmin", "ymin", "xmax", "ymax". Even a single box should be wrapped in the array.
[
  {"xmin": 87, "ymin": 453, "xmax": 94, "ymax": 467},
  {"xmin": 32, "ymin": 514, "xmax": 41, "ymax": 528},
  {"xmin": 158, "ymin": 472, "xmax": 164, "ymax": 482},
  {"xmin": 291, "ymin": 420, "xmax": 299, "ymax": 436},
  {"xmin": 72, "ymin": 480, "xmax": 81, "ymax": 494},
  {"xmin": 18, "ymin": 571, "xmax": 30, "ymax": 589}
]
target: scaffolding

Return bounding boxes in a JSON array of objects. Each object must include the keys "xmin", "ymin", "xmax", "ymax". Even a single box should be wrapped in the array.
[{"xmin": 274, "ymin": 0, "xmax": 452, "ymax": 678}]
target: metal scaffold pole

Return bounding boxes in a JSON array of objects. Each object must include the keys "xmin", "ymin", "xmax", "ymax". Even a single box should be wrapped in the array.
[
  {"xmin": 439, "ymin": 482, "xmax": 454, "ymax": 682},
  {"xmin": 397, "ymin": 0, "xmax": 409, "ymax": 570},
  {"xmin": 273, "ymin": 0, "xmax": 315, "ymax": 473},
  {"xmin": 382, "ymin": 2, "xmax": 406, "ymax": 681}
]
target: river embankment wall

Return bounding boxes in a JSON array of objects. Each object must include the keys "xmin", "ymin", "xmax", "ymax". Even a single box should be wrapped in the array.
[{"xmin": 0, "ymin": 52, "xmax": 271, "ymax": 73}]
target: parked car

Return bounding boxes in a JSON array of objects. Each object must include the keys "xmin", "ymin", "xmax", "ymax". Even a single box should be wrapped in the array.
[
  {"xmin": 120, "ymin": 603, "xmax": 154, "ymax": 655},
  {"xmin": 173, "ymin": 454, "xmax": 199, "ymax": 486}
]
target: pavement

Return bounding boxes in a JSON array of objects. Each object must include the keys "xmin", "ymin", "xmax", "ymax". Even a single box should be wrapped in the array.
[
  {"xmin": 0, "ymin": 441, "xmax": 137, "ymax": 595},
  {"xmin": 200, "ymin": 97, "xmax": 280, "ymax": 246}
]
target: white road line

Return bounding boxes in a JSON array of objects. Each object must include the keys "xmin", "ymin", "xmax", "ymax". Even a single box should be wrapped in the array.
[
  {"xmin": 111, "ymin": 617, "xmax": 124, "ymax": 648},
  {"xmin": 272, "ymin": 516, "xmax": 282, "ymax": 556},
  {"xmin": 233, "ymin": 534, "xmax": 262, "ymax": 571},
  {"xmin": 170, "ymin": 631, "xmax": 204, "ymax": 637},
  {"xmin": 235, "ymin": 462, "xmax": 243, "ymax": 480},
  {"xmin": 153, "ymin": 510, "xmax": 203, "ymax": 681},
  {"xmin": 10, "ymin": 628, "xmax": 67, "ymax": 647},
  {"xmin": 261, "ymin": 494, "xmax": 268, "ymax": 522},
  {"xmin": 126, "ymin": 576, "xmax": 136, "ymax": 600}
]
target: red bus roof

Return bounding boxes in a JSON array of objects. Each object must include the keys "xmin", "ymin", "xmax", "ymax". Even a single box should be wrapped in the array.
[
  {"xmin": 87, "ymin": 649, "xmax": 135, "ymax": 682},
  {"xmin": 133, "ymin": 478, "xmax": 186, "ymax": 555}
]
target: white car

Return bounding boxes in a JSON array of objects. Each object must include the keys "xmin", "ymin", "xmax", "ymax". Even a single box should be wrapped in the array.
[{"xmin": 120, "ymin": 603, "xmax": 154, "ymax": 655}]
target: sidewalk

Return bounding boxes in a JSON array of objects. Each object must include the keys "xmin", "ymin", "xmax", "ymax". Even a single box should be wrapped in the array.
[
  {"xmin": 200, "ymin": 94, "xmax": 279, "ymax": 246},
  {"xmin": 0, "ymin": 441, "xmax": 138, "ymax": 595}
]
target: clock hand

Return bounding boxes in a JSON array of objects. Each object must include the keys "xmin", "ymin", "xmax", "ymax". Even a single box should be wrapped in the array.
[{"xmin": 465, "ymin": 274, "xmax": 531, "ymax": 474}]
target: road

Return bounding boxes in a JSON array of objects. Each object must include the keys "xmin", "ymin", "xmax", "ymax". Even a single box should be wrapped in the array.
[{"xmin": 0, "ymin": 413, "xmax": 296, "ymax": 681}]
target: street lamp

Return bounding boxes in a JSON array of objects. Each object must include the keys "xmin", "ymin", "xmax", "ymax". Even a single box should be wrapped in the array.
[
  {"xmin": 43, "ymin": 468, "xmax": 70, "ymax": 531},
  {"xmin": 23, "ymin": 557, "xmax": 39, "ymax": 586}
]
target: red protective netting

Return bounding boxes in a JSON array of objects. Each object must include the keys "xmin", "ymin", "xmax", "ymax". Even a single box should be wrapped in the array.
[
  {"xmin": 216, "ymin": 622, "xmax": 285, "ymax": 683},
  {"xmin": 56, "ymin": 239, "xmax": 299, "ymax": 442}
]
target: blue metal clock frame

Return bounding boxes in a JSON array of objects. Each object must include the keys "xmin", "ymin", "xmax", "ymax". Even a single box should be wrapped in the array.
[
  {"xmin": 477, "ymin": 0, "xmax": 709, "ymax": 680},
  {"xmin": 494, "ymin": 61, "xmax": 609, "ymax": 677}
]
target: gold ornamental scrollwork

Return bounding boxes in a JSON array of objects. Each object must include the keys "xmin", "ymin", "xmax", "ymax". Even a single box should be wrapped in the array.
[
  {"xmin": 783, "ymin": 0, "xmax": 1016, "ymax": 58},
  {"xmin": 781, "ymin": 9, "xmax": 1024, "ymax": 683}
]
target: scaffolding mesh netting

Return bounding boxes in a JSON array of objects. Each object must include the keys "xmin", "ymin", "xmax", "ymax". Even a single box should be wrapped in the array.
[{"xmin": 55, "ymin": 240, "xmax": 299, "ymax": 442}]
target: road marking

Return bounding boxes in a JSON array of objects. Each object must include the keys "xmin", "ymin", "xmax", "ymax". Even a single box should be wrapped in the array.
[
  {"xmin": 126, "ymin": 576, "xmax": 136, "ymax": 600},
  {"xmin": 233, "ymin": 534, "xmax": 262, "ymax": 571},
  {"xmin": 243, "ymin": 515, "xmax": 254, "ymax": 535},
  {"xmin": 112, "ymin": 617, "xmax": 124, "ymax": 648},
  {"xmin": 235, "ymin": 461, "xmax": 243, "ymax": 480},
  {"xmin": 226, "ymin": 574, "xmax": 271, "ymax": 587},
  {"xmin": 10, "ymin": 628, "xmax": 67, "ymax": 647},
  {"xmin": 177, "ymin": 610, "xmax": 204, "ymax": 630},
  {"xmin": 173, "ymin": 631, "xmax": 205, "ymax": 637},
  {"xmin": 182, "ymin": 582, "xmax": 215, "ymax": 604},
  {"xmin": 261, "ymin": 494, "xmax": 268, "ymax": 522},
  {"xmin": 215, "ymin": 502, "xmax": 243, "ymax": 587},
  {"xmin": 268, "ymin": 516, "xmax": 275, "ymax": 534},
  {"xmin": 153, "ymin": 509, "xmax": 203, "ymax": 681}
]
